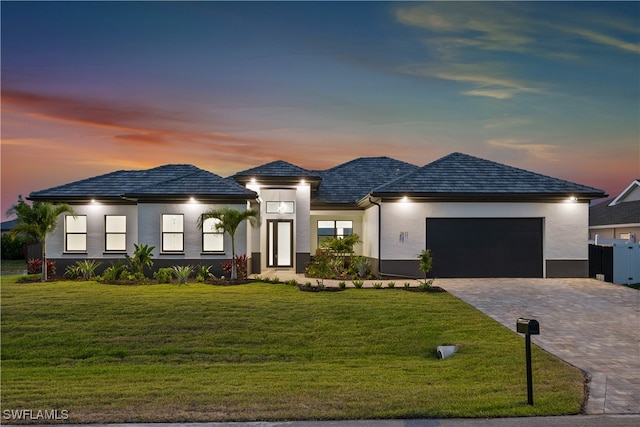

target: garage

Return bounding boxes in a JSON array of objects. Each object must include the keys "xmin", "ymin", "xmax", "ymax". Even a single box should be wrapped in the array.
[{"xmin": 426, "ymin": 218, "xmax": 543, "ymax": 278}]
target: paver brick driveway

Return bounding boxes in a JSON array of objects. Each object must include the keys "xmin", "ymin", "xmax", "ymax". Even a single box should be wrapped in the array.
[{"xmin": 436, "ymin": 278, "xmax": 639, "ymax": 414}]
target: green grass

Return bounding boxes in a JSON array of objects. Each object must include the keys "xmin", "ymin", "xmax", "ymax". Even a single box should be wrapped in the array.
[
  {"xmin": 1, "ymin": 259, "xmax": 26, "ymax": 276},
  {"xmin": 0, "ymin": 277, "xmax": 585, "ymax": 423}
]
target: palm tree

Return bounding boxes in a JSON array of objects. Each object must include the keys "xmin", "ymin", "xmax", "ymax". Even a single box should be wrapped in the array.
[
  {"xmin": 197, "ymin": 207, "xmax": 259, "ymax": 280},
  {"xmin": 7, "ymin": 195, "xmax": 76, "ymax": 281}
]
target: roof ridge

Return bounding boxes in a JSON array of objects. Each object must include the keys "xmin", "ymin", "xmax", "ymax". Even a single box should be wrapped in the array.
[
  {"xmin": 428, "ymin": 152, "xmax": 606, "ymax": 193},
  {"xmin": 372, "ymin": 152, "xmax": 607, "ymax": 197}
]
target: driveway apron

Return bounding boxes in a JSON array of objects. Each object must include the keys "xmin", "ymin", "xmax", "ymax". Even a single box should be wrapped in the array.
[{"xmin": 436, "ymin": 278, "xmax": 640, "ymax": 414}]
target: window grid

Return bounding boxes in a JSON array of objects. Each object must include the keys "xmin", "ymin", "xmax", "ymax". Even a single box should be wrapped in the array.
[
  {"xmin": 202, "ymin": 217, "xmax": 224, "ymax": 252},
  {"xmin": 162, "ymin": 214, "xmax": 184, "ymax": 252},
  {"xmin": 317, "ymin": 220, "xmax": 353, "ymax": 246},
  {"xmin": 65, "ymin": 215, "xmax": 87, "ymax": 252},
  {"xmin": 105, "ymin": 215, "xmax": 126, "ymax": 252}
]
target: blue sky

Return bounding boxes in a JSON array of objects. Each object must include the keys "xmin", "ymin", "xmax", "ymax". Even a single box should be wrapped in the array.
[{"xmin": 2, "ymin": 1, "xmax": 639, "ymax": 219}]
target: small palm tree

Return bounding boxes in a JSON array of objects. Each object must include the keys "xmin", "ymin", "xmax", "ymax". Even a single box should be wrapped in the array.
[
  {"xmin": 197, "ymin": 207, "xmax": 259, "ymax": 280},
  {"xmin": 126, "ymin": 243, "xmax": 155, "ymax": 277},
  {"xmin": 6, "ymin": 196, "xmax": 76, "ymax": 281}
]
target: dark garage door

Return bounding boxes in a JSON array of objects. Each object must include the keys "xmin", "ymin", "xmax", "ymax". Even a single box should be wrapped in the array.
[{"xmin": 426, "ymin": 218, "xmax": 543, "ymax": 278}]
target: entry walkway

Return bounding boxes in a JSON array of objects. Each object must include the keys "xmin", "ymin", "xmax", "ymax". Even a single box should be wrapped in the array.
[{"xmin": 436, "ymin": 278, "xmax": 639, "ymax": 414}]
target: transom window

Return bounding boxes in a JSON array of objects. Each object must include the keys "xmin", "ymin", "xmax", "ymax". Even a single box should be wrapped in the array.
[
  {"xmin": 317, "ymin": 220, "xmax": 353, "ymax": 246},
  {"xmin": 266, "ymin": 201, "xmax": 294, "ymax": 214},
  {"xmin": 65, "ymin": 215, "xmax": 87, "ymax": 252},
  {"xmin": 105, "ymin": 215, "xmax": 126, "ymax": 252},
  {"xmin": 202, "ymin": 217, "xmax": 224, "ymax": 252},
  {"xmin": 162, "ymin": 214, "xmax": 184, "ymax": 252}
]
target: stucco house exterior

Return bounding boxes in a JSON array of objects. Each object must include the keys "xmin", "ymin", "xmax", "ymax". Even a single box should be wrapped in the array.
[
  {"xmin": 28, "ymin": 152, "xmax": 606, "ymax": 278},
  {"xmin": 589, "ymin": 179, "xmax": 640, "ymax": 244}
]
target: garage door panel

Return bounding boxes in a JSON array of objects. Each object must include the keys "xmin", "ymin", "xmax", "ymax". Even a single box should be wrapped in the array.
[{"xmin": 426, "ymin": 218, "xmax": 543, "ymax": 278}]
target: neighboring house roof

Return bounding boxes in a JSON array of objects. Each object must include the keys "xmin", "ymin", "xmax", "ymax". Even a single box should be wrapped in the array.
[
  {"xmin": 608, "ymin": 179, "xmax": 640, "ymax": 206},
  {"xmin": 372, "ymin": 152, "xmax": 607, "ymax": 201},
  {"xmin": 314, "ymin": 157, "xmax": 418, "ymax": 205},
  {"xmin": 590, "ymin": 198, "xmax": 640, "ymax": 226},
  {"xmin": 29, "ymin": 164, "xmax": 256, "ymax": 201},
  {"xmin": 1, "ymin": 219, "xmax": 17, "ymax": 233}
]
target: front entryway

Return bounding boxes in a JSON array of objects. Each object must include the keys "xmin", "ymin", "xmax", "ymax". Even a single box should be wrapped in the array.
[{"xmin": 267, "ymin": 220, "xmax": 293, "ymax": 268}]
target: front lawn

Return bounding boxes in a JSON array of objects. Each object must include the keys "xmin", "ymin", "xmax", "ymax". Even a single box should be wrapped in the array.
[{"xmin": 0, "ymin": 278, "xmax": 585, "ymax": 423}]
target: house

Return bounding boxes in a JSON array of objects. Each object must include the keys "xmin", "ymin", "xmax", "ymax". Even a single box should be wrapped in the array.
[
  {"xmin": 1, "ymin": 219, "xmax": 17, "ymax": 235},
  {"xmin": 589, "ymin": 179, "xmax": 640, "ymax": 244},
  {"xmin": 27, "ymin": 152, "xmax": 607, "ymax": 278}
]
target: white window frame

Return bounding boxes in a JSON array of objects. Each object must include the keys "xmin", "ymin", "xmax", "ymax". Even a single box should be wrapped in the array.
[
  {"xmin": 201, "ymin": 217, "xmax": 224, "ymax": 253},
  {"xmin": 65, "ymin": 215, "xmax": 87, "ymax": 252},
  {"xmin": 162, "ymin": 214, "xmax": 184, "ymax": 253},
  {"xmin": 105, "ymin": 215, "xmax": 127, "ymax": 252}
]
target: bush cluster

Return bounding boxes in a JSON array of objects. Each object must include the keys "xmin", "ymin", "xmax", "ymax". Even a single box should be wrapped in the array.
[{"xmin": 305, "ymin": 234, "xmax": 373, "ymax": 280}]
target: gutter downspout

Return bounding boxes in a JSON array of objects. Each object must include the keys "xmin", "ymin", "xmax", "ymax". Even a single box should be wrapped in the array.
[
  {"xmin": 368, "ymin": 196, "xmax": 416, "ymax": 280},
  {"xmin": 368, "ymin": 196, "xmax": 383, "ymax": 277}
]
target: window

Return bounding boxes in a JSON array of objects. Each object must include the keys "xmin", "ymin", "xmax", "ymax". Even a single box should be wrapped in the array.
[
  {"xmin": 162, "ymin": 214, "xmax": 184, "ymax": 252},
  {"xmin": 65, "ymin": 215, "xmax": 87, "ymax": 252},
  {"xmin": 317, "ymin": 220, "xmax": 353, "ymax": 246},
  {"xmin": 105, "ymin": 215, "xmax": 126, "ymax": 252},
  {"xmin": 266, "ymin": 201, "xmax": 294, "ymax": 214},
  {"xmin": 202, "ymin": 217, "xmax": 224, "ymax": 252}
]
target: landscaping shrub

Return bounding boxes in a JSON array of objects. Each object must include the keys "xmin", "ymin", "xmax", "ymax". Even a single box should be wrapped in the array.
[
  {"xmin": 77, "ymin": 260, "xmax": 101, "ymax": 280},
  {"xmin": 172, "ymin": 265, "xmax": 193, "ymax": 284},
  {"xmin": 1, "ymin": 234, "xmax": 30, "ymax": 260},
  {"xmin": 195, "ymin": 265, "xmax": 213, "ymax": 282},
  {"xmin": 352, "ymin": 256, "xmax": 370, "ymax": 278},
  {"xmin": 222, "ymin": 254, "xmax": 248, "ymax": 279},
  {"xmin": 100, "ymin": 261, "xmax": 128, "ymax": 283},
  {"xmin": 153, "ymin": 268, "xmax": 174, "ymax": 284},
  {"xmin": 126, "ymin": 243, "xmax": 154, "ymax": 277},
  {"xmin": 64, "ymin": 264, "xmax": 81, "ymax": 280},
  {"xmin": 27, "ymin": 259, "xmax": 55, "ymax": 277}
]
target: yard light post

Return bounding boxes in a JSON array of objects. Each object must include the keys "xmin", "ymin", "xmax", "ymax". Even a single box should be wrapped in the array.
[{"xmin": 516, "ymin": 318, "xmax": 540, "ymax": 405}]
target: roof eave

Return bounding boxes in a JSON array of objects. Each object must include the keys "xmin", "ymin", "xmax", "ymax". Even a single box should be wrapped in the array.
[
  {"xmin": 369, "ymin": 191, "xmax": 607, "ymax": 203},
  {"xmin": 234, "ymin": 175, "xmax": 322, "ymax": 188}
]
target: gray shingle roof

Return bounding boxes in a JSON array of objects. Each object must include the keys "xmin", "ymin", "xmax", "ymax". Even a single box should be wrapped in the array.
[
  {"xmin": 590, "ymin": 199, "xmax": 640, "ymax": 226},
  {"xmin": 234, "ymin": 160, "xmax": 321, "ymax": 179},
  {"xmin": 29, "ymin": 164, "xmax": 255, "ymax": 200},
  {"xmin": 372, "ymin": 152, "xmax": 607, "ymax": 199},
  {"xmin": 315, "ymin": 157, "xmax": 418, "ymax": 205}
]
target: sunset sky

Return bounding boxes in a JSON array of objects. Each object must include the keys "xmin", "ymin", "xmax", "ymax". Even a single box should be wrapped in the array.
[{"xmin": 2, "ymin": 1, "xmax": 639, "ymax": 220}]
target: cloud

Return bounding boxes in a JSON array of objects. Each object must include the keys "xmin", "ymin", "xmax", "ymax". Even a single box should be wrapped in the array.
[
  {"xmin": 395, "ymin": 2, "xmax": 538, "ymax": 55},
  {"xmin": 394, "ymin": 2, "xmax": 639, "ymax": 100},
  {"xmin": 561, "ymin": 27, "xmax": 640, "ymax": 54},
  {"xmin": 486, "ymin": 138, "xmax": 559, "ymax": 161},
  {"xmin": 398, "ymin": 63, "xmax": 542, "ymax": 99}
]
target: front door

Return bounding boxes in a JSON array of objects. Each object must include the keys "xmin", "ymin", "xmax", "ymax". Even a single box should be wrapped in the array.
[{"xmin": 267, "ymin": 220, "xmax": 293, "ymax": 268}]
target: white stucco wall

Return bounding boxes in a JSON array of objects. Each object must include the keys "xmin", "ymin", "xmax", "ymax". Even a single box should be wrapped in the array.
[
  {"xmin": 363, "ymin": 205, "xmax": 379, "ymax": 258},
  {"xmin": 379, "ymin": 200, "xmax": 590, "ymax": 268},
  {"xmin": 295, "ymin": 183, "xmax": 311, "ymax": 254}
]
